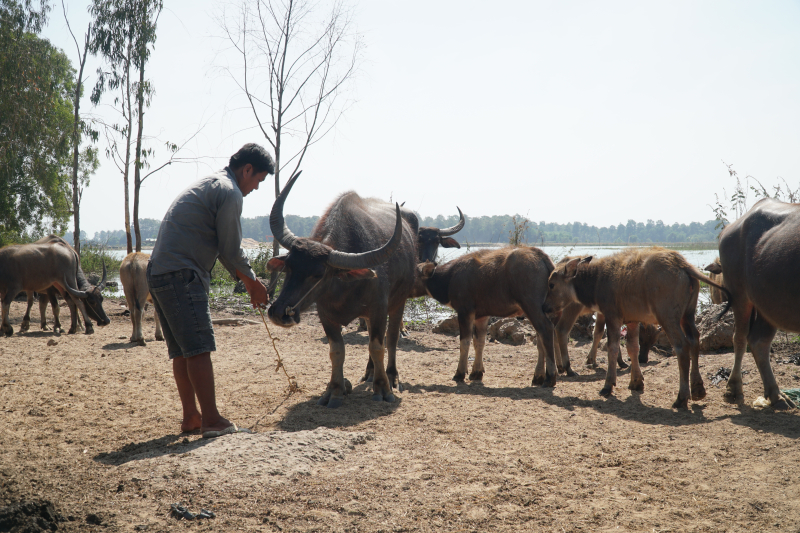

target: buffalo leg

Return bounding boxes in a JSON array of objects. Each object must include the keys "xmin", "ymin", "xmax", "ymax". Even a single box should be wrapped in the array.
[
  {"xmin": 20, "ymin": 291, "xmax": 35, "ymax": 332},
  {"xmin": 1, "ymin": 293, "xmax": 14, "ymax": 336},
  {"xmin": 724, "ymin": 302, "xmax": 753, "ymax": 404},
  {"xmin": 385, "ymin": 304, "xmax": 405, "ymax": 392},
  {"xmin": 554, "ymin": 304, "xmax": 581, "ymax": 375},
  {"xmin": 469, "ymin": 316, "xmax": 489, "ymax": 381},
  {"xmin": 37, "ymin": 293, "xmax": 48, "ymax": 331},
  {"xmin": 585, "ymin": 313, "xmax": 604, "ymax": 367},
  {"xmin": 600, "ymin": 316, "xmax": 622, "ymax": 396},
  {"xmin": 527, "ymin": 308, "xmax": 557, "ymax": 387},
  {"xmin": 454, "ymin": 312, "xmax": 475, "ymax": 382},
  {"xmin": 153, "ymin": 302, "xmax": 164, "ymax": 341},
  {"xmin": 360, "ymin": 318, "xmax": 375, "ymax": 383},
  {"xmin": 661, "ymin": 317, "xmax": 692, "ymax": 409},
  {"xmin": 318, "ymin": 322, "xmax": 351, "ymax": 409},
  {"xmin": 367, "ymin": 313, "xmax": 394, "ymax": 402},
  {"xmin": 128, "ymin": 291, "xmax": 145, "ymax": 345},
  {"xmin": 47, "ymin": 290, "xmax": 61, "ymax": 333},
  {"xmin": 747, "ymin": 312, "xmax": 794, "ymax": 409},
  {"xmin": 683, "ymin": 311, "xmax": 706, "ymax": 402},
  {"xmin": 625, "ymin": 321, "xmax": 644, "ymax": 392}
]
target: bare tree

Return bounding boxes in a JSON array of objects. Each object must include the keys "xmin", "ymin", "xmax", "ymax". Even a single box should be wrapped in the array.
[
  {"xmin": 61, "ymin": 1, "xmax": 95, "ymax": 254},
  {"xmin": 219, "ymin": 0, "xmax": 363, "ymax": 263}
]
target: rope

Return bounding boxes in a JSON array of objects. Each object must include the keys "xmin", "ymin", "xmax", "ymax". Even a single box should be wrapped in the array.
[{"xmin": 257, "ymin": 308, "xmax": 300, "ymax": 394}]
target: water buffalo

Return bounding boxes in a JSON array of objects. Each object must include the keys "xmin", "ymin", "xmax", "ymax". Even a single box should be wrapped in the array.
[
  {"xmin": 414, "ymin": 246, "xmax": 558, "ymax": 386},
  {"xmin": 120, "ymin": 252, "xmax": 163, "ymax": 345},
  {"xmin": 717, "ymin": 198, "xmax": 800, "ymax": 409},
  {"xmin": 0, "ymin": 242, "xmax": 109, "ymax": 336},
  {"xmin": 267, "ymin": 174, "xmax": 416, "ymax": 408},
  {"xmin": 704, "ymin": 258, "xmax": 727, "ymax": 305},
  {"xmin": 543, "ymin": 247, "xmax": 730, "ymax": 408},
  {"xmin": 19, "ymin": 235, "xmax": 109, "ymax": 334}
]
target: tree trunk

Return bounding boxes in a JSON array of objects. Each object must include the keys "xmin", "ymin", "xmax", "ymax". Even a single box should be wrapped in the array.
[
  {"xmin": 269, "ymin": 143, "xmax": 281, "ymax": 295},
  {"xmin": 133, "ymin": 56, "xmax": 145, "ymax": 253},
  {"xmin": 70, "ymin": 47, "xmax": 87, "ymax": 255},
  {"xmin": 123, "ymin": 40, "xmax": 133, "ymax": 255}
]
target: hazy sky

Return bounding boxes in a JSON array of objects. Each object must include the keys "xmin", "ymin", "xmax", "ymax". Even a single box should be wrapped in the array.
[{"xmin": 42, "ymin": 0, "xmax": 800, "ymax": 237}]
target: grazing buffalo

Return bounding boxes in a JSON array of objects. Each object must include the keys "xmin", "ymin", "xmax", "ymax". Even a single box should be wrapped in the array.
[
  {"xmin": 717, "ymin": 198, "xmax": 800, "ymax": 409},
  {"xmin": 19, "ymin": 235, "xmax": 109, "ymax": 334},
  {"xmin": 267, "ymin": 174, "xmax": 417, "ymax": 408},
  {"xmin": 0, "ymin": 242, "xmax": 110, "ymax": 336},
  {"xmin": 120, "ymin": 252, "xmax": 163, "ymax": 345},
  {"xmin": 414, "ymin": 246, "xmax": 558, "ymax": 386},
  {"xmin": 704, "ymin": 258, "xmax": 728, "ymax": 305},
  {"xmin": 543, "ymin": 247, "xmax": 730, "ymax": 408}
]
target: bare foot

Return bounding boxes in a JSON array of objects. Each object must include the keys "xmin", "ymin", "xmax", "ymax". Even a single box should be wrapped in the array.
[{"xmin": 181, "ymin": 414, "xmax": 202, "ymax": 433}]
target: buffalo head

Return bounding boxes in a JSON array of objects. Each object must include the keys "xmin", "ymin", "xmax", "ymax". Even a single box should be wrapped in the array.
[
  {"xmin": 417, "ymin": 207, "xmax": 465, "ymax": 263},
  {"xmin": 266, "ymin": 172, "xmax": 403, "ymax": 327},
  {"xmin": 64, "ymin": 262, "xmax": 111, "ymax": 326},
  {"xmin": 542, "ymin": 255, "xmax": 592, "ymax": 314}
]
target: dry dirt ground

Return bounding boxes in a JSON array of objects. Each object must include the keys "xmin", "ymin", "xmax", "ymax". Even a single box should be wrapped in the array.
[{"xmin": 2, "ymin": 298, "xmax": 800, "ymax": 533}]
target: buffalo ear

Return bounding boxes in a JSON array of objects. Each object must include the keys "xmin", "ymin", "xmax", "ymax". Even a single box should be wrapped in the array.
[
  {"xmin": 267, "ymin": 256, "xmax": 287, "ymax": 272},
  {"xmin": 564, "ymin": 257, "xmax": 582, "ymax": 278},
  {"xmin": 579, "ymin": 255, "xmax": 593, "ymax": 264},
  {"xmin": 439, "ymin": 237, "xmax": 461, "ymax": 249},
  {"xmin": 338, "ymin": 268, "xmax": 377, "ymax": 281},
  {"xmin": 705, "ymin": 261, "xmax": 723, "ymax": 274}
]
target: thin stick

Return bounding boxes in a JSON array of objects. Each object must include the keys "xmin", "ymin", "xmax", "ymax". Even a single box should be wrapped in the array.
[{"xmin": 257, "ymin": 308, "xmax": 300, "ymax": 393}]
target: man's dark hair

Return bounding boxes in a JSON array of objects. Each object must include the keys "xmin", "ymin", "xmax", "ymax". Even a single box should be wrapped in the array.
[{"xmin": 229, "ymin": 143, "xmax": 276, "ymax": 174}]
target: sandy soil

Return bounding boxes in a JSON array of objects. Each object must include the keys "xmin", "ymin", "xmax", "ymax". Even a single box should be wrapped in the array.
[{"xmin": 1, "ymin": 298, "xmax": 800, "ymax": 532}]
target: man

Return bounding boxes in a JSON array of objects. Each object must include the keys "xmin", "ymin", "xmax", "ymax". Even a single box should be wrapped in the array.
[{"xmin": 147, "ymin": 143, "xmax": 273, "ymax": 438}]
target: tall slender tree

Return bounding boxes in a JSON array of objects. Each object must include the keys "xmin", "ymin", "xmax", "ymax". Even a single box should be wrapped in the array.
[{"xmin": 220, "ymin": 0, "xmax": 363, "ymax": 267}]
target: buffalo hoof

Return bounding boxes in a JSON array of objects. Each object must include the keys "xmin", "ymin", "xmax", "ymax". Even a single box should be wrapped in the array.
[
  {"xmin": 564, "ymin": 367, "xmax": 578, "ymax": 378},
  {"xmin": 371, "ymin": 392, "xmax": 395, "ymax": 403},
  {"xmin": 317, "ymin": 392, "xmax": 344, "ymax": 409},
  {"xmin": 155, "ymin": 334, "xmax": 164, "ymax": 341},
  {"xmin": 19, "ymin": 321, "xmax": 30, "ymax": 332},
  {"xmin": 638, "ymin": 353, "xmax": 649, "ymax": 364},
  {"xmin": 67, "ymin": 326, "xmax": 77, "ymax": 334},
  {"xmin": 722, "ymin": 389, "xmax": 744, "ymax": 404},
  {"xmin": 691, "ymin": 384, "xmax": 707, "ymax": 401},
  {"xmin": 672, "ymin": 396, "xmax": 689, "ymax": 409},
  {"xmin": 617, "ymin": 359, "xmax": 629, "ymax": 370},
  {"xmin": 2, "ymin": 325, "xmax": 13, "ymax": 337},
  {"xmin": 773, "ymin": 396, "xmax": 796, "ymax": 410},
  {"xmin": 468, "ymin": 371, "xmax": 484, "ymax": 381},
  {"xmin": 452, "ymin": 372, "xmax": 466, "ymax": 383},
  {"xmin": 41, "ymin": 324, "xmax": 50, "ymax": 331},
  {"xmin": 137, "ymin": 339, "xmax": 147, "ymax": 347},
  {"xmin": 387, "ymin": 373, "xmax": 404, "ymax": 392},
  {"xmin": 360, "ymin": 372, "xmax": 374, "ymax": 384},
  {"xmin": 540, "ymin": 373, "xmax": 556, "ymax": 388},
  {"xmin": 84, "ymin": 325, "xmax": 95, "ymax": 335},
  {"xmin": 599, "ymin": 386, "xmax": 613, "ymax": 397},
  {"xmin": 531, "ymin": 374, "xmax": 545, "ymax": 386},
  {"xmin": 584, "ymin": 358, "xmax": 597, "ymax": 369},
  {"xmin": 628, "ymin": 380, "xmax": 644, "ymax": 392},
  {"xmin": 344, "ymin": 378, "xmax": 353, "ymax": 394}
]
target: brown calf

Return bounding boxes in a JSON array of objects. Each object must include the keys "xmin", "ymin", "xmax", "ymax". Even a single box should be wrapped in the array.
[
  {"xmin": 416, "ymin": 246, "xmax": 558, "ymax": 386},
  {"xmin": 120, "ymin": 252, "xmax": 163, "ymax": 346},
  {"xmin": 543, "ymin": 247, "xmax": 729, "ymax": 408}
]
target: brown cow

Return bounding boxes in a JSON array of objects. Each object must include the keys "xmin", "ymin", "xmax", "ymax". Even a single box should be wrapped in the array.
[
  {"xmin": 717, "ymin": 198, "xmax": 800, "ymax": 409},
  {"xmin": 543, "ymin": 247, "xmax": 730, "ymax": 408},
  {"xmin": 703, "ymin": 258, "xmax": 727, "ymax": 304},
  {"xmin": 120, "ymin": 252, "xmax": 163, "ymax": 345},
  {"xmin": 415, "ymin": 246, "xmax": 558, "ymax": 386}
]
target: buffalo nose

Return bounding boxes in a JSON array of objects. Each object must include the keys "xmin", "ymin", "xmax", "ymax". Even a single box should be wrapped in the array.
[{"xmin": 541, "ymin": 302, "xmax": 552, "ymax": 314}]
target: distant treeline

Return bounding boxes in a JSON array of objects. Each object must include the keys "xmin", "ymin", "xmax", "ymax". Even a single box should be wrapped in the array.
[{"xmin": 85, "ymin": 215, "xmax": 720, "ymax": 246}]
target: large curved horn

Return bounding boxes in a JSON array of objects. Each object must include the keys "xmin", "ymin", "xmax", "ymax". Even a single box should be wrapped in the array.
[
  {"xmin": 269, "ymin": 170, "xmax": 303, "ymax": 250},
  {"xmin": 439, "ymin": 207, "xmax": 465, "ymax": 236},
  {"xmin": 62, "ymin": 276, "xmax": 89, "ymax": 299},
  {"xmin": 99, "ymin": 261, "xmax": 107, "ymax": 288},
  {"xmin": 327, "ymin": 203, "xmax": 404, "ymax": 270}
]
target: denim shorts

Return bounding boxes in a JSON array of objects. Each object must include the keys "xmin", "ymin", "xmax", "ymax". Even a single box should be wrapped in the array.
[{"xmin": 146, "ymin": 264, "xmax": 216, "ymax": 359}]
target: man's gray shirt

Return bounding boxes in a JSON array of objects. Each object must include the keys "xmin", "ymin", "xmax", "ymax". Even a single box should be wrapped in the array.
[{"xmin": 149, "ymin": 167, "xmax": 256, "ymax": 293}]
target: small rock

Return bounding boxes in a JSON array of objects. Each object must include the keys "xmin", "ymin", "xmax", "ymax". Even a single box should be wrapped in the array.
[
  {"xmin": 433, "ymin": 316, "xmax": 459, "ymax": 335},
  {"xmin": 47, "ymin": 339, "xmax": 58, "ymax": 346}
]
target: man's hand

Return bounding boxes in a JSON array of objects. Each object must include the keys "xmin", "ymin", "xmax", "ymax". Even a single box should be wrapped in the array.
[{"xmin": 236, "ymin": 270, "xmax": 270, "ymax": 309}]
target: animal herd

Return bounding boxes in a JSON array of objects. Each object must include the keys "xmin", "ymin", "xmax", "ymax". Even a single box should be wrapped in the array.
[{"xmin": 1, "ymin": 181, "xmax": 798, "ymax": 411}]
